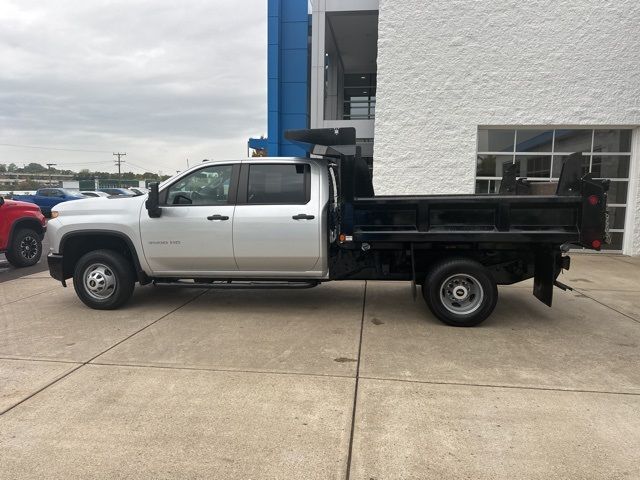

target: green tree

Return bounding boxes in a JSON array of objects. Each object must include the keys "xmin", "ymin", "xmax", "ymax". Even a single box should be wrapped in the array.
[{"xmin": 24, "ymin": 162, "xmax": 47, "ymax": 173}]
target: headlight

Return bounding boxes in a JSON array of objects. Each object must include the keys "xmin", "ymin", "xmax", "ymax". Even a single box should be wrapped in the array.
[{"xmin": 51, "ymin": 211, "xmax": 59, "ymax": 219}]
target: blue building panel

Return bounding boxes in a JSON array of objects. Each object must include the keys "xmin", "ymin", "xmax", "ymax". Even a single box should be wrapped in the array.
[
  {"xmin": 267, "ymin": 44, "xmax": 279, "ymax": 79},
  {"xmin": 265, "ymin": 0, "xmax": 309, "ymax": 157},
  {"xmin": 280, "ymin": 48, "xmax": 308, "ymax": 83},
  {"xmin": 268, "ymin": 16, "xmax": 279, "ymax": 47},
  {"xmin": 281, "ymin": 20, "xmax": 308, "ymax": 47},
  {"xmin": 281, "ymin": 0, "xmax": 309, "ymax": 21},
  {"xmin": 281, "ymin": 82, "xmax": 308, "ymax": 114}
]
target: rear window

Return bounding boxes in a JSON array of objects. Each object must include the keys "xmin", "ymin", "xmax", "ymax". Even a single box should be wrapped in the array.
[{"xmin": 247, "ymin": 164, "xmax": 310, "ymax": 204}]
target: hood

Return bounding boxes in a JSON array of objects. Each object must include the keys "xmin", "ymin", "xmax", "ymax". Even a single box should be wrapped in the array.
[
  {"xmin": 1, "ymin": 198, "xmax": 42, "ymax": 211},
  {"xmin": 53, "ymin": 193, "xmax": 147, "ymax": 215}
]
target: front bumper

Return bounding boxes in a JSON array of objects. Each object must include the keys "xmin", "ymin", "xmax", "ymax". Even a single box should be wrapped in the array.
[{"xmin": 47, "ymin": 253, "xmax": 65, "ymax": 282}]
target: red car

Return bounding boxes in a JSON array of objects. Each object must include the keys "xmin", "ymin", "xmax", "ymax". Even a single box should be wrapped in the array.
[{"xmin": 0, "ymin": 196, "xmax": 47, "ymax": 267}]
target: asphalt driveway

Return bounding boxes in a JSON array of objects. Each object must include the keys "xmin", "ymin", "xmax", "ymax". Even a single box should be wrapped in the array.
[{"xmin": 1, "ymin": 254, "xmax": 639, "ymax": 479}]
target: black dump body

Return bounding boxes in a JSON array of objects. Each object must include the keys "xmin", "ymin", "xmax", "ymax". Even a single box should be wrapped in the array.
[{"xmin": 285, "ymin": 128, "xmax": 609, "ymax": 307}]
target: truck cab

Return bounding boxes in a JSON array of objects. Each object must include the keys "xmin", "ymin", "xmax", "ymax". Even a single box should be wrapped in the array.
[
  {"xmin": 46, "ymin": 157, "xmax": 331, "ymax": 305},
  {"xmin": 140, "ymin": 157, "xmax": 329, "ymax": 278}
]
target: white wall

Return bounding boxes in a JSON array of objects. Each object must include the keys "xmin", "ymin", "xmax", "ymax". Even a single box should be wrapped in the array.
[{"xmin": 374, "ymin": 0, "xmax": 640, "ymax": 253}]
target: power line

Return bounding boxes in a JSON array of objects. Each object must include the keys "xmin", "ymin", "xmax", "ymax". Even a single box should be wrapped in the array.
[
  {"xmin": 0, "ymin": 143, "xmax": 112, "ymax": 154},
  {"xmin": 124, "ymin": 160, "xmax": 156, "ymax": 172}
]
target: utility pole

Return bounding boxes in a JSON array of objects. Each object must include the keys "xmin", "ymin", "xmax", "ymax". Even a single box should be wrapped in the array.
[
  {"xmin": 113, "ymin": 152, "xmax": 126, "ymax": 187},
  {"xmin": 46, "ymin": 163, "xmax": 57, "ymax": 186}
]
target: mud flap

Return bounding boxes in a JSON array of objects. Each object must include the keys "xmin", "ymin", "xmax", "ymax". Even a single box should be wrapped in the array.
[
  {"xmin": 410, "ymin": 243, "xmax": 417, "ymax": 301},
  {"xmin": 533, "ymin": 250, "xmax": 556, "ymax": 307}
]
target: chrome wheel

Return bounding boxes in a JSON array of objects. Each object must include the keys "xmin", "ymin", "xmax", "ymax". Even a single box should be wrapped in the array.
[
  {"xmin": 439, "ymin": 274, "xmax": 484, "ymax": 315},
  {"xmin": 19, "ymin": 236, "xmax": 39, "ymax": 260},
  {"xmin": 83, "ymin": 263, "xmax": 117, "ymax": 300}
]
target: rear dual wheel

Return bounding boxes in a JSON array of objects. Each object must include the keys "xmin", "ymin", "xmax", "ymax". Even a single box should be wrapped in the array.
[{"xmin": 423, "ymin": 258, "xmax": 497, "ymax": 327}]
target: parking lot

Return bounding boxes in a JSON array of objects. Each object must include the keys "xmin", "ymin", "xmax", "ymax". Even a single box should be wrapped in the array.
[{"xmin": 1, "ymin": 254, "xmax": 639, "ymax": 479}]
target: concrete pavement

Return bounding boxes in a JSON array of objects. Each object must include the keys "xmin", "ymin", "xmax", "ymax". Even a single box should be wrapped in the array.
[{"xmin": 1, "ymin": 254, "xmax": 639, "ymax": 479}]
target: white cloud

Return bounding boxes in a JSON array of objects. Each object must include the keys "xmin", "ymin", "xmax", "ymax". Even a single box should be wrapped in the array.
[{"xmin": 0, "ymin": 0, "xmax": 267, "ymax": 175}]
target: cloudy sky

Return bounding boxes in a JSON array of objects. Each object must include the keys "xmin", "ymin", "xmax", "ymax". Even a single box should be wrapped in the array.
[{"xmin": 0, "ymin": 0, "xmax": 267, "ymax": 175}]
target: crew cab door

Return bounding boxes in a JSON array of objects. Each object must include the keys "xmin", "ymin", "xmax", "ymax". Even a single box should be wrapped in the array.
[
  {"xmin": 233, "ymin": 161, "xmax": 321, "ymax": 273},
  {"xmin": 139, "ymin": 164, "xmax": 239, "ymax": 275}
]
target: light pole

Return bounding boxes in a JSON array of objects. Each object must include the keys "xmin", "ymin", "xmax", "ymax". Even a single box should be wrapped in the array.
[{"xmin": 46, "ymin": 163, "xmax": 57, "ymax": 186}]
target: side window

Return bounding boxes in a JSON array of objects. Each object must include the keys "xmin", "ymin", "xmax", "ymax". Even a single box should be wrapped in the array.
[
  {"xmin": 166, "ymin": 165, "xmax": 234, "ymax": 206},
  {"xmin": 247, "ymin": 164, "xmax": 310, "ymax": 204}
]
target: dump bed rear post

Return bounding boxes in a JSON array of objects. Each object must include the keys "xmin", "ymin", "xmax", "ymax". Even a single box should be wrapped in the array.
[{"xmin": 337, "ymin": 148, "xmax": 357, "ymax": 239}]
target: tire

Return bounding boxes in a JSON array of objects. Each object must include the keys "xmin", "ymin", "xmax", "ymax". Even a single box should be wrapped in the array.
[
  {"xmin": 422, "ymin": 258, "xmax": 498, "ymax": 327},
  {"xmin": 5, "ymin": 228, "xmax": 42, "ymax": 268},
  {"xmin": 73, "ymin": 249, "xmax": 135, "ymax": 310}
]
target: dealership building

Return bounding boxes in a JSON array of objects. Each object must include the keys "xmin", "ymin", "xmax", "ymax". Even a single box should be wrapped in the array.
[{"xmin": 252, "ymin": 0, "xmax": 640, "ymax": 255}]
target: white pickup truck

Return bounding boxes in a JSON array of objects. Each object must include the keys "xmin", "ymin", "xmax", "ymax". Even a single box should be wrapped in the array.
[{"xmin": 46, "ymin": 128, "xmax": 609, "ymax": 327}]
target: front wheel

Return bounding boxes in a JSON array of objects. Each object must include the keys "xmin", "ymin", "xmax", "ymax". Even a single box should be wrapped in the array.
[
  {"xmin": 73, "ymin": 249, "xmax": 135, "ymax": 310},
  {"xmin": 423, "ymin": 258, "xmax": 497, "ymax": 327},
  {"xmin": 5, "ymin": 228, "xmax": 42, "ymax": 267}
]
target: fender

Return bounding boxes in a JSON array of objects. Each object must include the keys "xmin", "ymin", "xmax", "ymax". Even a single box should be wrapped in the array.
[
  {"xmin": 58, "ymin": 229, "xmax": 151, "ymax": 284},
  {"xmin": 7, "ymin": 217, "xmax": 45, "ymax": 247}
]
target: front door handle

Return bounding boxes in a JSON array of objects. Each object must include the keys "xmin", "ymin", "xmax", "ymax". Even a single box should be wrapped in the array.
[
  {"xmin": 207, "ymin": 214, "xmax": 229, "ymax": 221},
  {"xmin": 292, "ymin": 214, "xmax": 315, "ymax": 220}
]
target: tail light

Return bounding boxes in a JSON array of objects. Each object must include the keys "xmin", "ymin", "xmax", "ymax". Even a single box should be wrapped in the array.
[{"xmin": 587, "ymin": 195, "xmax": 599, "ymax": 206}]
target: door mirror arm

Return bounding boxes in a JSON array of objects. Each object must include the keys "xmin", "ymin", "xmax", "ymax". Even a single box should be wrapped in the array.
[{"xmin": 146, "ymin": 182, "xmax": 162, "ymax": 218}]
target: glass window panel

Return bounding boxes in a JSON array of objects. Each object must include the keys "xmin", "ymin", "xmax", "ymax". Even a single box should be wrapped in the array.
[
  {"xmin": 601, "ymin": 232, "xmax": 623, "ymax": 251},
  {"xmin": 553, "ymin": 129, "xmax": 592, "ymax": 153},
  {"xmin": 477, "ymin": 129, "xmax": 515, "ymax": 152},
  {"xmin": 516, "ymin": 155, "xmax": 551, "ymax": 178},
  {"xmin": 167, "ymin": 165, "xmax": 233, "ymax": 206},
  {"xmin": 476, "ymin": 155, "xmax": 513, "ymax": 177},
  {"xmin": 551, "ymin": 154, "xmax": 590, "ymax": 178},
  {"xmin": 515, "ymin": 130, "xmax": 553, "ymax": 152},
  {"xmin": 607, "ymin": 207, "xmax": 626, "ymax": 230},
  {"xmin": 606, "ymin": 181, "xmax": 628, "ymax": 205},
  {"xmin": 593, "ymin": 129, "xmax": 632, "ymax": 153},
  {"xmin": 489, "ymin": 180, "xmax": 501, "ymax": 193},
  {"xmin": 475, "ymin": 180, "xmax": 490, "ymax": 194},
  {"xmin": 591, "ymin": 155, "xmax": 630, "ymax": 178},
  {"xmin": 247, "ymin": 164, "xmax": 309, "ymax": 204}
]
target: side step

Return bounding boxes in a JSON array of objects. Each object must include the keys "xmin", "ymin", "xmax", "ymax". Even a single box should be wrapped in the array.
[{"xmin": 152, "ymin": 280, "xmax": 321, "ymax": 290}]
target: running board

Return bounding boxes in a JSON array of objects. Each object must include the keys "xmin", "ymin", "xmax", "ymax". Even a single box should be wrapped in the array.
[{"xmin": 152, "ymin": 280, "xmax": 321, "ymax": 290}]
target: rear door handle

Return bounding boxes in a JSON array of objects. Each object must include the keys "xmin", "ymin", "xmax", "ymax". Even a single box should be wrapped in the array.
[
  {"xmin": 207, "ymin": 214, "xmax": 229, "ymax": 221},
  {"xmin": 292, "ymin": 214, "xmax": 315, "ymax": 220}
]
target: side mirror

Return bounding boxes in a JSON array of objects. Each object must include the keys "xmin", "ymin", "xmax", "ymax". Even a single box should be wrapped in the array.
[{"xmin": 145, "ymin": 182, "xmax": 162, "ymax": 218}]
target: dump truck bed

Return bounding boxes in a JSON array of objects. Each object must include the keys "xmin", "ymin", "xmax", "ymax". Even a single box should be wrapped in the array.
[{"xmin": 350, "ymin": 194, "xmax": 586, "ymax": 245}]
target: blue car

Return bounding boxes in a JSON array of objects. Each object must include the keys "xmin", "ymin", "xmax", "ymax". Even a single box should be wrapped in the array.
[{"xmin": 12, "ymin": 188, "xmax": 86, "ymax": 217}]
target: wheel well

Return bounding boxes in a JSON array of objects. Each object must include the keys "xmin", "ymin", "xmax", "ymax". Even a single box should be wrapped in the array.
[
  {"xmin": 60, "ymin": 233, "xmax": 147, "ymax": 283},
  {"xmin": 10, "ymin": 218, "xmax": 44, "ymax": 243}
]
